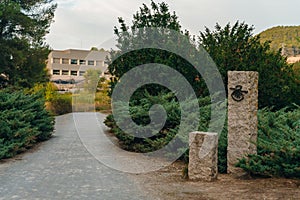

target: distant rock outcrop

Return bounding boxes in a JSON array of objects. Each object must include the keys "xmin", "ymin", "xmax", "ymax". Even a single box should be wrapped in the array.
[
  {"xmin": 259, "ymin": 26, "xmax": 300, "ymax": 57},
  {"xmin": 287, "ymin": 56, "xmax": 300, "ymax": 63}
]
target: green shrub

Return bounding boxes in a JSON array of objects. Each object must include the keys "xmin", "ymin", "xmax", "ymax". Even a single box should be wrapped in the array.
[
  {"xmin": 218, "ymin": 123, "xmax": 228, "ymax": 173},
  {"xmin": 36, "ymin": 83, "xmax": 73, "ymax": 116},
  {"xmin": 105, "ymin": 92, "xmax": 181, "ymax": 153},
  {"xmin": 105, "ymin": 93, "xmax": 228, "ymax": 169},
  {"xmin": 237, "ymin": 106, "xmax": 300, "ymax": 178},
  {"xmin": 47, "ymin": 93, "xmax": 72, "ymax": 115},
  {"xmin": 106, "ymin": 91, "xmax": 300, "ymax": 178},
  {"xmin": 0, "ymin": 90, "xmax": 54, "ymax": 159},
  {"xmin": 293, "ymin": 62, "xmax": 300, "ymax": 81},
  {"xmin": 95, "ymin": 89, "xmax": 111, "ymax": 112},
  {"xmin": 199, "ymin": 22, "xmax": 300, "ymax": 110}
]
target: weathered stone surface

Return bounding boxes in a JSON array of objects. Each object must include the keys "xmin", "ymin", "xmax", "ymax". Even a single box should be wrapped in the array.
[
  {"xmin": 188, "ymin": 132, "xmax": 218, "ymax": 181},
  {"xmin": 227, "ymin": 71, "xmax": 258, "ymax": 176}
]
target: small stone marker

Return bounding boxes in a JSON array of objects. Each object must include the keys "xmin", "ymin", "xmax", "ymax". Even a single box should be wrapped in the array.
[
  {"xmin": 188, "ymin": 132, "xmax": 218, "ymax": 181},
  {"xmin": 227, "ymin": 71, "xmax": 258, "ymax": 176}
]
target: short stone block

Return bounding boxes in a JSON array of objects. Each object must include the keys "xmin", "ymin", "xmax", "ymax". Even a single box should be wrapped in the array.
[{"xmin": 188, "ymin": 132, "xmax": 218, "ymax": 181}]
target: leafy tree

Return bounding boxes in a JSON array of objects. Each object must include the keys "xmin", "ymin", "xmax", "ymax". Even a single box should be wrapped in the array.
[
  {"xmin": 0, "ymin": 0, "xmax": 57, "ymax": 88},
  {"xmin": 83, "ymin": 69, "xmax": 102, "ymax": 93},
  {"xmin": 199, "ymin": 21, "xmax": 300, "ymax": 109},
  {"xmin": 107, "ymin": 0, "xmax": 204, "ymax": 98}
]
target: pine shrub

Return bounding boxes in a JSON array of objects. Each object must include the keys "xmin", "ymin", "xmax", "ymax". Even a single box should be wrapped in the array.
[
  {"xmin": 0, "ymin": 90, "xmax": 54, "ymax": 159},
  {"xmin": 106, "ymin": 92, "xmax": 300, "ymax": 178},
  {"xmin": 105, "ymin": 92, "xmax": 181, "ymax": 153},
  {"xmin": 105, "ymin": 93, "xmax": 228, "ymax": 168},
  {"xmin": 237, "ymin": 106, "xmax": 300, "ymax": 178}
]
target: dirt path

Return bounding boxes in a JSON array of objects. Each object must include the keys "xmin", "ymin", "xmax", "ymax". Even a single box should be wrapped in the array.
[{"xmin": 132, "ymin": 161, "xmax": 300, "ymax": 200}]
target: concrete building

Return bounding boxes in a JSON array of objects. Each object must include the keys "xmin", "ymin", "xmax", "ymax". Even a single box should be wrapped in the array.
[{"xmin": 47, "ymin": 49, "xmax": 109, "ymax": 91}]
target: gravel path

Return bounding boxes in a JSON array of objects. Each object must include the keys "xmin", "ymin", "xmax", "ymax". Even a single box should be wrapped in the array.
[{"xmin": 0, "ymin": 113, "xmax": 148, "ymax": 200}]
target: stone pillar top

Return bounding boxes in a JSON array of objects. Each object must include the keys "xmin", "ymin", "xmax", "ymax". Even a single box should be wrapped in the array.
[{"xmin": 190, "ymin": 131, "xmax": 218, "ymax": 136}]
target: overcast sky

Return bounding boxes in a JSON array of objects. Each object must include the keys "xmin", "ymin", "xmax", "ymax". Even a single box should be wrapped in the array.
[{"xmin": 45, "ymin": 0, "xmax": 300, "ymax": 50}]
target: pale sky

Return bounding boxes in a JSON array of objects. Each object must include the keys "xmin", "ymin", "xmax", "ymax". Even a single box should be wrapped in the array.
[{"xmin": 46, "ymin": 0, "xmax": 300, "ymax": 50}]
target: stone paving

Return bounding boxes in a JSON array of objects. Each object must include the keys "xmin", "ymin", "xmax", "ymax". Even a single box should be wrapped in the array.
[{"xmin": 0, "ymin": 113, "xmax": 148, "ymax": 200}]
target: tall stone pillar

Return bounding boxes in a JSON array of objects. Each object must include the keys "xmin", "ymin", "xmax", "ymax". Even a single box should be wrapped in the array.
[{"xmin": 227, "ymin": 71, "xmax": 258, "ymax": 175}]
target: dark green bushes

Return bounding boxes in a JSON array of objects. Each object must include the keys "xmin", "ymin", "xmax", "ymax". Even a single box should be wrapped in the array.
[
  {"xmin": 237, "ymin": 106, "xmax": 300, "ymax": 178},
  {"xmin": 46, "ymin": 93, "xmax": 72, "ymax": 115},
  {"xmin": 199, "ymin": 22, "xmax": 300, "ymax": 110},
  {"xmin": 105, "ymin": 93, "xmax": 181, "ymax": 153},
  {"xmin": 105, "ymin": 93, "xmax": 228, "ymax": 168},
  {"xmin": 106, "ymin": 91, "xmax": 300, "ymax": 177},
  {"xmin": 32, "ymin": 83, "xmax": 72, "ymax": 116},
  {"xmin": 0, "ymin": 90, "xmax": 54, "ymax": 159},
  {"xmin": 40, "ymin": 83, "xmax": 72, "ymax": 116}
]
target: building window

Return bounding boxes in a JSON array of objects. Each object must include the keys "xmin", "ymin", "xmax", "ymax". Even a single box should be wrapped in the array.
[
  {"xmin": 62, "ymin": 58, "xmax": 69, "ymax": 64},
  {"xmin": 53, "ymin": 58, "xmax": 60, "ymax": 64},
  {"xmin": 79, "ymin": 71, "xmax": 85, "ymax": 76},
  {"xmin": 53, "ymin": 69, "xmax": 60, "ymax": 75},
  {"xmin": 62, "ymin": 70, "xmax": 69, "ymax": 75},
  {"xmin": 96, "ymin": 60, "xmax": 103, "ymax": 66},
  {"xmin": 71, "ymin": 59, "xmax": 78, "ymax": 65},
  {"xmin": 88, "ymin": 60, "xmax": 95, "ymax": 66},
  {"xmin": 79, "ymin": 60, "xmax": 86, "ymax": 65},
  {"xmin": 71, "ymin": 71, "xmax": 78, "ymax": 76}
]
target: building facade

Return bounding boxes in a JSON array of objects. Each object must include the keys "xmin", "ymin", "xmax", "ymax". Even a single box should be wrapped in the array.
[{"xmin": 47, "ymin": 49, "xmax": 109, "ymax": 90}]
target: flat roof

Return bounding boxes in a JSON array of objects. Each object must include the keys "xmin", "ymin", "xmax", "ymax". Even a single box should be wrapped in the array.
[{"xmin": 49, "ymin": 49, "xmax": 109, "ymax": 60}]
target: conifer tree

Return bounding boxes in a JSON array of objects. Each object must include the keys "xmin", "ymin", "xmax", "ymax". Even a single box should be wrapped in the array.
[{"xmin": 0, "ymin": 0, "xmax": 57, "ymax": 88}]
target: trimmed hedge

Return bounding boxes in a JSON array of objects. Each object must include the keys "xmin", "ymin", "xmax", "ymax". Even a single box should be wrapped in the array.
[{"xmin": 0, "ymin": 90, "xmax": 54, "ymax": 159}]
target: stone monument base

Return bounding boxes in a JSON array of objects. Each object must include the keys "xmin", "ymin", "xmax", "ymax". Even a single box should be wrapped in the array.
[{"xmin": 188, "ymin": 132, "xmax": 218, "ymax": 181}]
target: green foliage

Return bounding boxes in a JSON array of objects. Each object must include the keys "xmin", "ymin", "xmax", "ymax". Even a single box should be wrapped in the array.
[
  {"xmin": 106, "ymin": 93, "xmax": 300, "ymax": 177},
  {"xmin": 33, "ymin": 82, "xmax": 72, "ymax": 116},
  {"xmin": 105, "ymin": 93, "xmax": 228, "ymax": 170},
  {"xmin": 293, "ymin": 61, "xmax": 300, "ymax": 81},
  {"xmin": 105, "ymin": 92, "xmax": 181, "ymax": 153},
  {"xmin": 83, "ymin": 69, "xmax": 102, "ymax": 93},
  {"xmin": 95, "ymin": 80, "xmax": 111, "ymax": 112},
  {"xmin": 107, "ymin": 1, "xmax": 205, "ymax": 98},
  {"xmin": 0, "ymin": 90, "xmax": 54, "ymax": 159},
  {"xmin": 105, "ymin": 1, "xmax": 300, "ymax": 178},
  {"xmin": 218, "ymin": 120, "xmax": 228, "ymax": 173},
  {"xmin": 199, "ymin": 21, "xmax": 300, "ymax": 109},
  {"xmin": 237, "ymin": 106, "xmax": 300, "ymax": 178},
  {"xmin": 0, "ymin": 0, "xmax": 57, "ymax": 88},
  {"xmin": 110, "ymin": 1, "xmax": 299, "ymax": 110},
  {"xmin": 72, "ymin": 70, "xmax": 108, "ymax": 113},
  {"xmin": 45, "ymin": 83, "xmax": 72, "ymax": 116},
  {"xmin": 47, "ymin": 93, "xmax": 72, "ymax": 116},
  {"xmin": 259, "ymin": 26, "xmax": 300, "ymax": 56}
]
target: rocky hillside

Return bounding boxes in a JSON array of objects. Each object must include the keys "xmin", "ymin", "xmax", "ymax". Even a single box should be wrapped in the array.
[{"xmin": 259, "ymin": 26, "xmax": 300, "ymax": 56}]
